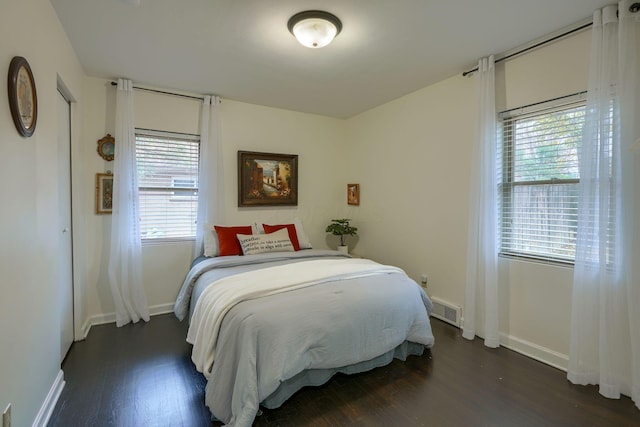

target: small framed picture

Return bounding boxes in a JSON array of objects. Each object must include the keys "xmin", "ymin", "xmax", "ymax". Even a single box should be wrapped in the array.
[
  {"xmin": 347, "ymin": 183, "xmax": 360, "ymax": 205},
  {"xmin": 96, "ymin": 173, "xmax": 113, "ymax": 214}
]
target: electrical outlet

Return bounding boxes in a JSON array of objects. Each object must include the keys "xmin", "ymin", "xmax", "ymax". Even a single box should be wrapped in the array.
[
  {"xmin": 420, "ymin": 274, "xmax": 428, "ymax": 285},
  {"xmin": 3, "ymin": 403, "xmax": 11, "ymax": 427}
]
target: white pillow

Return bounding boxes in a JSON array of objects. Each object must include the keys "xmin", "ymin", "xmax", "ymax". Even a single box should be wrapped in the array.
[
  {"xmin": 237, "ymin": 228, "xmax": 294, "ymax": 255},
  {"xmin": 293, "ymin": 218, "xmax": 312, "ymax": 249},
  {"xmin": 203, "ymin": 223, "xmax": 219, "ymax": 257},
  {"xmin": 252, "ymin": 218, "xmax": 312, "ymax": 249}
]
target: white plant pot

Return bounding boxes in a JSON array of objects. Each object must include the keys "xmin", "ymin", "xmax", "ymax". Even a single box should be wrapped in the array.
[{"xmin": 337, "ymin": 245, "xmax": 349, "ymax": 254}]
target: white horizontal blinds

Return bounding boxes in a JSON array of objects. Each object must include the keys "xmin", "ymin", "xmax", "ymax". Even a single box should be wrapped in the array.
[
  {"xmin": 499, "ymin": 100, "xmax": 586, "ymax": 263},
  {"xmin": 136, "ymin": 130, "xmax": 200, "ymax": 241}
]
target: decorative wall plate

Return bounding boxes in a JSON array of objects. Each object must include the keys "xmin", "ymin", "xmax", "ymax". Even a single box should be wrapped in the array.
[
  {"xmin": 7, "ymin": 56, "xmax": 38, "ymax": 137},
  {"xmin": 97, "ymin": 134, "xmax": 115, "ymax": 161}
]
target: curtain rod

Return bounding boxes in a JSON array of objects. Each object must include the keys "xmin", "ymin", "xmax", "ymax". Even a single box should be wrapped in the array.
[
  {"xmin": 110, "ymin": 81, "xmax": 205, "ymax": 101},
  {"xmin": 462, "ymin": 22, "xmax": 592, "ymax": 77}
]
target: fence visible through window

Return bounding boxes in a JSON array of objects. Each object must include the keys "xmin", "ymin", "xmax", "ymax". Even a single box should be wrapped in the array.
[{"xmin": 499, "ymin": 99, "xmax": 585, "ymax": 264}]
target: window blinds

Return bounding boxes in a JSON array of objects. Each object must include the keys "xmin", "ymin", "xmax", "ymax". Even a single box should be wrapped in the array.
[
  {"xmin": 136, "ymin": 130, "xmax": 200, "ymax": 241},
  {"xmin": 499, "ymin": 101, "xmax": 585, "ymax": 263}
]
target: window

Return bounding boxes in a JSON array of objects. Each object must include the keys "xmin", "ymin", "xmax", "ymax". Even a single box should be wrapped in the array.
[
  {"xmin": 499, "ymin": 97, "xmax": 586, "ymax": 263},
  {"xmin": 136, "ymin": 130, "xmax": 200, "ymax": 241}
]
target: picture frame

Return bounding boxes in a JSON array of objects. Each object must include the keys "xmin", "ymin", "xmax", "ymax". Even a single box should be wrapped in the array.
[
  {"xmin": 7, "ymin": 56, "xmax": 38, "ymax": 137},
  {"xmin": 347, "ymin": 183, "xmax": 360, "ymax": 205},
  {"xmin": 97, "ymin": 134, "xmax": 115, "ymax": 161},
  {"xmin": 238, "ymin": 151, "xmax": 298, "ymax": 207},
  {"xmin": 96, "ymin": 173, "xmax": 113, "ymax": 214}
]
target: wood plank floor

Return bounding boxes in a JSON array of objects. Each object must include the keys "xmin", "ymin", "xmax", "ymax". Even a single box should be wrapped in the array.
[{"xmin": 48, "ymin": 314, "xmax": 640, "ymax": 426}]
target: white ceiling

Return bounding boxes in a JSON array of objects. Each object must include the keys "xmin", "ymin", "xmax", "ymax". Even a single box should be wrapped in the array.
[{"xmin": 50, "ymin": 0, "xmax": 610, "ymax": 119}]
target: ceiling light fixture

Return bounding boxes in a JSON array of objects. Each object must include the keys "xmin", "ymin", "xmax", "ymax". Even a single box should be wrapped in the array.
[{"xmin": 287, "ymin": 10, "xmax": 342, "ymax": 49}]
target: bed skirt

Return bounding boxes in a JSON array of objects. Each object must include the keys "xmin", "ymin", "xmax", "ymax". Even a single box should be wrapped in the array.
[{"xmin": 261, "ymin": 340, "xmax": 426, "ymax": 409}]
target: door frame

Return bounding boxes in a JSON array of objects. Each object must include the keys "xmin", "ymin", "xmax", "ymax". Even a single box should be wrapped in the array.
[{"xmin": 57, "ymin": 76, "xmax": 82, "ymax": 342}]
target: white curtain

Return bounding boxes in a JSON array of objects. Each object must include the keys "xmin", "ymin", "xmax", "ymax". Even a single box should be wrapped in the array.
[
  {"xmin": 568, "ymin": 1, "xmax": 639, "ymax": 409},
  {"xmin": 194, "ymin": 95, "xmax": 223, "ymax": 258},
  {"xmin": 462, "ymin": 56, "xmax": 499, "ymax": 348},
  {"xmin": 108, "ymin": 78, "xmax": 150, "ymax": 327}
]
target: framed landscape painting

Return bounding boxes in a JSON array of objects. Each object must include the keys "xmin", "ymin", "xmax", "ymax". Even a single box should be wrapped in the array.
[{"xmin": 238, "ymin": 151, "xmax": 298, "ymax": 207}]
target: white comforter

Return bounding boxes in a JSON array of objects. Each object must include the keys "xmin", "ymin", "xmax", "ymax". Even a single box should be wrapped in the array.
[
  {"xmin": 179, "ymin": 253, "xmax": 434, "ymax": 427},
  {"xmin": 187, "ymin": 258, "xmax": 405, "ymax": 376}
]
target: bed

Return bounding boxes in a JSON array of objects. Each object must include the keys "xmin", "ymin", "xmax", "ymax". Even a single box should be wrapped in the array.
[{"xmin": 174, "ymin": 249, "xmax": 435, "ymax": 427}]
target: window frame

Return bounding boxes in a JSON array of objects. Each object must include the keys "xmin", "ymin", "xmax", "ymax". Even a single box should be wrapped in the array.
[
  {"xmin": 135, "ymin": 128, "xmax": 200, "ymax": 244},
  {"xmin": 498, "ymin": 93, "xmax": 587, "ymax": 265}
]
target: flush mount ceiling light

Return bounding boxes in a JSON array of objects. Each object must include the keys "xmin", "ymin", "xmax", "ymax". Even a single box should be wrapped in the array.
[{"xmin": 287, "ymin": 10, "xmax": 342, "ymax": 48}]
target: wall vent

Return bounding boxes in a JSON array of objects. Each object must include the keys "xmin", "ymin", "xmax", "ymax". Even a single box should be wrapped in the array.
[{"xmin": 430, "ymin": 297, "xmax": 461, "ymax": 328}]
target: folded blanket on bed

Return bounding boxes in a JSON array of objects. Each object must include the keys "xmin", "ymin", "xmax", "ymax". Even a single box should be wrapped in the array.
[
  {"xmin": 174, "ymin": 250, "xmax": 351, "ymax": 321},
  {"xmin": 187, "ymin": 258, "xmax": 405, "ymax": 376}
]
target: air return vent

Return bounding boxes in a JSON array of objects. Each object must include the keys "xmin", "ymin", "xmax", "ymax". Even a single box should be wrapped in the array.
[{"xmin": 430, "ymin": 297, "xmax": 461, "ymax": 328}]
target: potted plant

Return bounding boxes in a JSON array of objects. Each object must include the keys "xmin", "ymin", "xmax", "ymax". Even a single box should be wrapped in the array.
[{"xmin": 326, "ymin": 218, "xmax": 358, "ymax": 253}]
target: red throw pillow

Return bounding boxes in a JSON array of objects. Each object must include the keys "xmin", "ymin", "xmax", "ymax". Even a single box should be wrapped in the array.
[
  {"xmin": 263, "ymin": 224, "xmax": 300, "ymax": 251},
  {"xmin": 214, "ymin": 225, "xmax": 253, "ymax": 256}
]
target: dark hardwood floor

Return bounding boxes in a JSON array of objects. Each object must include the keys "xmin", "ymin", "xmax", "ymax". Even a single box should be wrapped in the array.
[{"xmin": 48, "ymin": 314, "xmax": 640, "ymax": 427}]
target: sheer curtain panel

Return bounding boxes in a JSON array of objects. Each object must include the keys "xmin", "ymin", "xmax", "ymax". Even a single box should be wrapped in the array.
[
  {"xmin": 194, "ymin": 95, "xmax": 223, "ymax": 258},
  {"xmin": 462, "ymin": 55, "xmax": 499, "ymax": 348},
  {"xmin": 568, "ymin": 1, "xmax": 639, "ymax": 409},
  {"xmin": 108, "ymin": 79, "xmax": 150, "ymax": 327}
]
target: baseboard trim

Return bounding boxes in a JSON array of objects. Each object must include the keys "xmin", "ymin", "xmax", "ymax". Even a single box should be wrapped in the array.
[
  {"xmin": 32, "ymin": 370, "xmax": 65, "ymax": 427},
  {"xmin": 80, "ymin": 317, "xmax": 92, "ymax": 340},
  {"xmin": 80, "ymin": 302, "xmax": 175, "ymax": 339},
  {"xmin": 499, "ymin": 333, "xmax": 568, "ymax": 372},
  {"xmin": 148, "ymin": 302, "xmax": 175, "ymax": 318}
]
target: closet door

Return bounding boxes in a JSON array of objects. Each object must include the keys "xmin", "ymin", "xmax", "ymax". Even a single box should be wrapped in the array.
[{"xmin": 57, "ymin": 89, "xmax": 74, "ymax": 362}]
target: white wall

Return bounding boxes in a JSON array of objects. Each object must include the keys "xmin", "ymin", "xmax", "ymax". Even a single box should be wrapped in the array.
[
  {"xmin": 0, "ymin": 1, "xmax": 85, "ymax": 426},
  {"xmin": 80, "ymin": 82, "xmax": 348, "ymax": 324},
  {"xmin": 501, "ymin": 29, "xmax": 591, "ymax": 111},
  {"xmin": 346, "ymin": 74, "xmax": 475, "ymax": 309},
  {"xmin": 218, "ymin": 99, "xmax": 348, "ymax": 247},
  {"xmin": 346, "ymin": 29, "xmax": 592, "ymax": 369}
]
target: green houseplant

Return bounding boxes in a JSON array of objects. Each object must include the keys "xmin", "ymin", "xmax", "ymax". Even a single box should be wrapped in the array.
[{"xmin": 326, "ymin": 219, "xmax": 358, "ymax": 252}]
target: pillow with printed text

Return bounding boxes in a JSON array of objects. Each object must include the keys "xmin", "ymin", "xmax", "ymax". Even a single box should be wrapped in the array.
[{"xmin": 237, "ymin": 228, "xmax": 294, "ymax": 255}]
